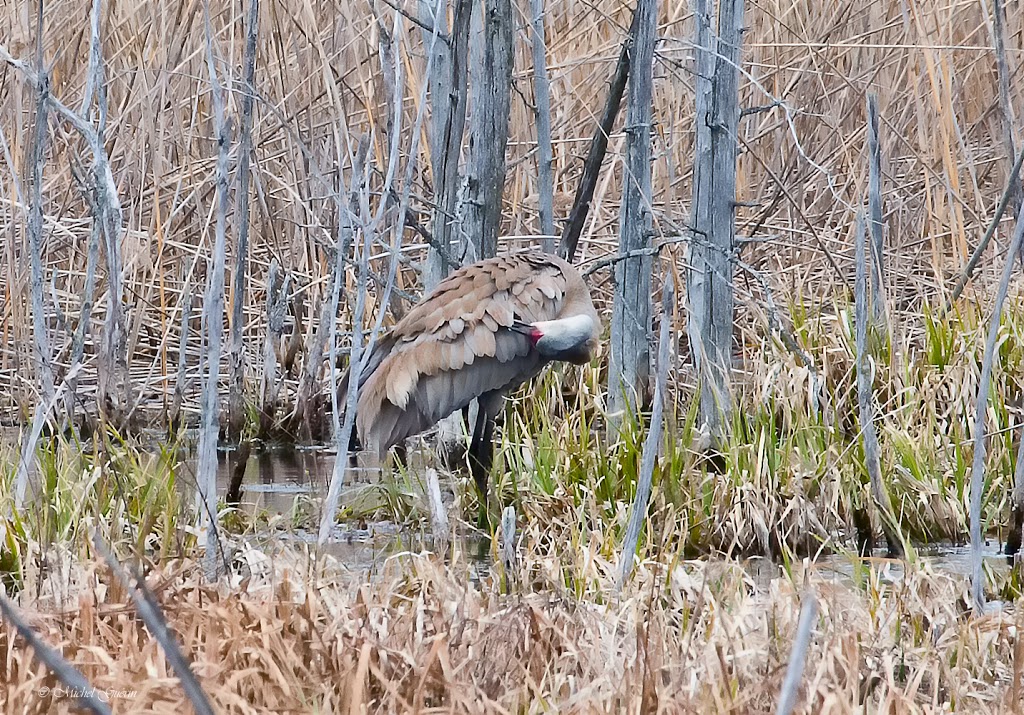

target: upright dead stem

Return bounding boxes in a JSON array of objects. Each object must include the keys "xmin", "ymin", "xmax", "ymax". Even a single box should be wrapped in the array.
[
  {"xmin": 426, "ymin": 467, "xmax": 450, "ymax": 547},
  {"xmin": 866, "ymin": 94, "xmax": 887, "ymax": 327},
  {"xmin": 258, "ymin": 261, "xmax": 288, "ymax": 439},
  {"xmin": 168, "ymin": 282, "xmax": 192, "ymax": 436},
  {"xmin": 854, "ymin": 212, "xmax": 903, "ymax": 558},
  {"xmin": 66, "ymin": 161, "xmax": 102, "ymax": 432},
  {"xmin": 26, "ymin": 0, "xmax": 53, "ymax": 410},
  {"xmin": 617, "ymin": 270, "xmax": 672, "ymax": 592},
  {"xmin": 501, "ymin": 504, "xmax": 517, "ymax": 594},
  {"xmin": 227, "ymin": 0, "xmax": 260, "ymax": 443},
  {"xmin": 991, "ymin": 0, "xmax": 1019, "ymax": 215},
  {"xmin": 529, "ymin": 0, "xmax": 555, "ymax": 253},
  {"xmin": 775, "ymin": 590, "xmax": 818, "ymax": 715},
  {"xmin": 14, "ymin": 0, "xmax": 54, "ymax": 510},
  {"xmin": 969, "ymin": 203, "xmax": 1024, "ymax": 613}
]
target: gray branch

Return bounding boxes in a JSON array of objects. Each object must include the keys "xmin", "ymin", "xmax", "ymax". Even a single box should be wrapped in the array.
[{"xmin": 968, "ymin": 200, "xmax": 1024, "ymax": 613}]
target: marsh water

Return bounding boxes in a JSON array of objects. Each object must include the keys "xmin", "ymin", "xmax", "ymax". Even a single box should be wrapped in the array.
[
  {"xmin": 198, "ymin": 445, "xmax": 1013, "ymax": 590},
  {"xmin": 2, "ymin": 425, "xmax": 1012, "ymax": 588}
]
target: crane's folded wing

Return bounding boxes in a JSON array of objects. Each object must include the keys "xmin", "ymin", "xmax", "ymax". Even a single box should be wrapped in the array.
[{"xmin": 358, "ymin": 329, "xmax": 543, "ymax": 455}]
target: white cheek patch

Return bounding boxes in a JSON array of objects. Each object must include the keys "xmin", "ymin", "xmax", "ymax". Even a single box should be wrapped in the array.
[{"xmin": 533, "ymin": 315, "xmax": 596, "ymax": 355}]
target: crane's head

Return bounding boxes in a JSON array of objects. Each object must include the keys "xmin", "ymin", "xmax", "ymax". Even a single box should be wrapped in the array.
[{"xmin": 523, "ymin": 314, "xmax": 598, "ymax": 365}]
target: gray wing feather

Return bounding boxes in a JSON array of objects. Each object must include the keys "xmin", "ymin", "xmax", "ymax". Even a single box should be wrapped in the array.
[{"xmin": 369, "ymin": 332, "xmax": 542, "ymax": 452}]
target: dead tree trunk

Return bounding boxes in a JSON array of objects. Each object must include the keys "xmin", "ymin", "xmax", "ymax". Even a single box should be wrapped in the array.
[
  {"xmin": 607, "ymin": 0, "xmax": 657, "ymax": 421},
  {"xmin": 419, "ymin": 0, "xmax": 472, "ymax": 457},
  {"xmin": 198, "ymin": 9, "xmax": 232, "ymax": 582},
  {"xmin": 463, "ymin": 0, "xmax": 514, "ymax": 261},
  {"xmin": 419, "ymin": 0, "xmax": 451, "ymax": 288},
  {"xmin": 529, "ymin": 0, "xmax": 555, "ymax": 252},
  {"xmin": 686, "ymin": 0, "xmax": 745, "ymax": 447},
  {"xmin": 227, "ymin": 0, "xmax": 260, "ymax": 443},
  {"xmin": 421, "ymin": 0, "xmax": 472, "ymax": 287}
]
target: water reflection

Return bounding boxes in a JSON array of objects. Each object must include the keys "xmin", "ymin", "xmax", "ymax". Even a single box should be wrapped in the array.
[{"xmin": 208, "ymin": 445, "xmax": 385, "ymax": 514}]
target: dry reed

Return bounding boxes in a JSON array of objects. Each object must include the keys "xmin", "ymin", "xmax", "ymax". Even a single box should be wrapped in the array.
[{"xmin": 2, "ymin": 534, "xmax": 1021, "ymax": 714}]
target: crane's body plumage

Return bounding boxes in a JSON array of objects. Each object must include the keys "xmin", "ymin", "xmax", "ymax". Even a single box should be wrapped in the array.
[{"xmin": 344, "ymin": 251, "xmax": 599, "ymax": 498}]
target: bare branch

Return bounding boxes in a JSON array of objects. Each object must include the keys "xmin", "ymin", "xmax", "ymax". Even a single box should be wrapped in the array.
[{"xmin": 968, "ymin": 198, "xmax": 1024, "ymax": 613}]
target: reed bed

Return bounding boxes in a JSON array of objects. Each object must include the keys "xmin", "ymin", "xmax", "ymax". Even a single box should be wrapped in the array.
[{"xmin": 1, "ymin": 531, "xmax": 1021, "ymax": 714}]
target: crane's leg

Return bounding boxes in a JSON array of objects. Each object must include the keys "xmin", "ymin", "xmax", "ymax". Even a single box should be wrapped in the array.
[
  {"xmin": 468, "ymin": 407, "xmax": 495, "ymax": 499},
  {"xmin": 347, "ymin": 429, "xmax": 360, "ymax": 469},
  {"xmin": 469, "ymin": 392, "xmax": 503, "ymax": 525}
]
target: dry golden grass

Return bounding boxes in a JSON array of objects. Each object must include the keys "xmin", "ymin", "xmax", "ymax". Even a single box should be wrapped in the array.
[{"xmin": 1, "ymin": 535, "xmax": 1021, "ymax": 714}]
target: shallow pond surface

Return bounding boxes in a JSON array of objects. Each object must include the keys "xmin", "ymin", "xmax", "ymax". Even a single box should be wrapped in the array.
[
  {"xmin": 3, "ymin": 428, "xmax": 1015, "ymax": 589},
  {"xmin": 204, "ymin": 447, "xmax": 1017, "ymax": 594},
  {"xmin": 202, "ymin": 445, "xmax": 495, "ymax": 579}
]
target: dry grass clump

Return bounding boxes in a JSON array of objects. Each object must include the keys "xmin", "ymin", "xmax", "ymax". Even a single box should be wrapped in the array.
[{"xmin": 1, "ymin": 535, "xmax": 1021, "ymax": 714}]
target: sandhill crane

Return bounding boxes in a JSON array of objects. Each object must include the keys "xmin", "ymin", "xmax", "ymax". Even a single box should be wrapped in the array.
[{"xmin": 342, "ymin": 251, "xmax": 600, "ymax": 501}]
